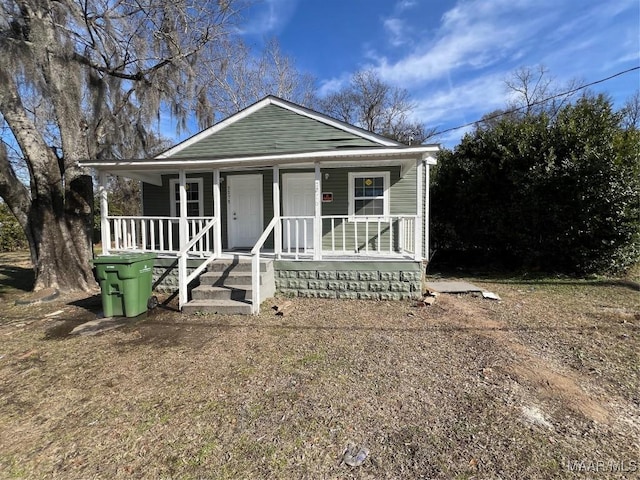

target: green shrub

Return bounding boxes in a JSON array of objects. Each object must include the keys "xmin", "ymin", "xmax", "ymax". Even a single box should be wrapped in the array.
[
  {"xmin": 431, "ymin": 94, "xmax": 640, "ymax": 275},
  {"xmin": 0, "ymin": 203, "xmax": 28, "ymax": 252}
]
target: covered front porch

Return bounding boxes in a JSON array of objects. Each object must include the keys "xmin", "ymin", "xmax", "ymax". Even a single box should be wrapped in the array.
[{"xmin": 96, "ymin": 155, "xmax": 435, "ymax": 313}]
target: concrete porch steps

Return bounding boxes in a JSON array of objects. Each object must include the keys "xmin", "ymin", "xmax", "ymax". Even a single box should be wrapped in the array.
[
  {"xmin": 182, "ymin": 299, "xmax": 253, "ymax": 315},
  {"xmin": 182, "ymin": 258, "xmax": 275, "ymax": 315}
]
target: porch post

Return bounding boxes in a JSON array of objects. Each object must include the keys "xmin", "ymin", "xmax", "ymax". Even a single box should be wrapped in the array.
[
  {"xmin": 98, "ymin": 171, "xmax": 110, "ymax": 255},
  {"xmin": 178, "ymin": 169, "xmax": 188, "ymax": 309},
  {"xmin": 424, "ymin": 162, "xmax": 431, "ymax": 263},
  {"xmin": 414, "ymin": 159, "xmax": 424, "ymax": 261},
  {"xmin": 314, "ymin": 163, "xmax": 322, "ymax": 260},
  {"xmin": 273, "ymin": 165, "xmax": 282, "ymax": 258},
  {"xmin": 213, "ymin": 169, "xmax": 222, "ymax": 256}
]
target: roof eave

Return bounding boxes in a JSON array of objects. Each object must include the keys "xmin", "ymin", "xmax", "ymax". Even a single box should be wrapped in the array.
[{"xmin": 82, "ymin": 145, "xmax": 439, "ymax": 171}]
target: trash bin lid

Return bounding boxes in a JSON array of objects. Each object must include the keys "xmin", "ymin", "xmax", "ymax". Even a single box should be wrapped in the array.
[{"xmin": 92, "ymin": 252, "xmax": 157, "ymax": 265}]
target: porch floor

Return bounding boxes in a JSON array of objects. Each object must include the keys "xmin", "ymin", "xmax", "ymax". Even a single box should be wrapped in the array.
[{"xmin": 153, "ymin": 249, "xmax": 418, "ymax": 262}]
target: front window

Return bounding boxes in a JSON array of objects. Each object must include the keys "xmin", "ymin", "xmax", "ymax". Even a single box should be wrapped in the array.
[
  {"xmin": 349, "ymin": 172, "xmax": 390, "ymax": 219},
  {"xmin": 170, "ymin": 178, "xmax": 203, "ymax": 216}
]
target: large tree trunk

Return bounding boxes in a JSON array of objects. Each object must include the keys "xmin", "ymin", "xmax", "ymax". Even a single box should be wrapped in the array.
[
  {"xmin": 0, "ymin": 64, "xmax": 96, "ymax": 293},
  {"xmin": 1, "ymin": 0, "xmax": 242, "ymax": 293},
  {"xmin": 0, "ymin": 162, "xmax": 96, "ymax": 292},
  {"xmin": 0, "ymin": 156, "xmax": 97, "ymax": 293},
  {"xmin": 28, "ymin": 179, "xmax": 96, "ymax": 292}
]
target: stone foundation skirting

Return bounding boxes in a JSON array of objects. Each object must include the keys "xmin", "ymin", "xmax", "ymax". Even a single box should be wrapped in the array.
[{"xmin": 274, "ymin": 260, "xmax": 423, "ymax": 300}]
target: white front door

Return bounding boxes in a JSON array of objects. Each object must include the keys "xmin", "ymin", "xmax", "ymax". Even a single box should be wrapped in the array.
[
  {"xmin": 227, "ymin": 174, "xmax": 263, "ymax": 249},
  {"xmin": 283, "ymin": 172, "xmax": 315, "ymax": 250}
]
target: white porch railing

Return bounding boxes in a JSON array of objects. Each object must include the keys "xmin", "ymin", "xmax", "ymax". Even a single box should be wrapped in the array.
[
  {"xmin": 281, "ymin": 216, "xmax": 314, "ymax": 258},
  {"xmin": 251, "ymin": 216, "xmax": 279, "ymax": 315},
  {"xmin": 179, "ymin": 217, "xmax": 220, "ymax": 308},
  {"xmin": 107, "ymin": 216, "xmax": 216, "ymax": 257},
  {"xmin": 279, "ymin": 215, "xmax": 418, "ymax": 258},
  {"xmin": 105, "ymin": 215, "xmax": 219, "ymax": 309},
  {"xmin": 105, "ymin": 214, "xmax": 417, "ymax": 313}
]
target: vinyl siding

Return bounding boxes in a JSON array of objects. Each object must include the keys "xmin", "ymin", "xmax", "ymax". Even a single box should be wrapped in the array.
[
  {"xmin": 171, "ymin": 104, "xmax": 380, "ymax": 159},
  {"xmin": 142, "ymin": 173, "xmax": 214, "ymax": 250},
  {"xmin": 319, "ymin": 165, "xmax": 417, "ymax": 252},
  {"xmin": 142, "ymin": 173, "xmax": 214, "ymax": 217},
  {"xmin": 140, "ymin": 165, "xmax": 418, "ymax": 252}
]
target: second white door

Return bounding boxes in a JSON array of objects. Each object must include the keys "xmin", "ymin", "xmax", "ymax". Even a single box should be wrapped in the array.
[
  {"xmin": 227, "ymin": 174, "xmax": 263, "ymax": 249},
  {"xmin": 283, "ymin": 172, "xmax": 315, "ymax": 250}
]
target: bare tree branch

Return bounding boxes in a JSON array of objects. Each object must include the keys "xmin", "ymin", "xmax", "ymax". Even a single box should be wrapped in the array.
[
  {"xmin": 0, "ymin": 0, "xmax": 243, "ymax": 291},
  {"xmin": 318, "ymin": 69, "xmax": 438, "ymax": 144}
]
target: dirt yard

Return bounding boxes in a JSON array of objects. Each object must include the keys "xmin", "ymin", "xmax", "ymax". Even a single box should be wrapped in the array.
[{"xmin": 0, "ymin": 252, "xmax": 638, "ymax": 479}]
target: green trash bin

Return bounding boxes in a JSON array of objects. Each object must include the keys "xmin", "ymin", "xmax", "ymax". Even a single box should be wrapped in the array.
[{"xmin": 93, "ymin": 253, "xmax": 157, "ymax": 318}]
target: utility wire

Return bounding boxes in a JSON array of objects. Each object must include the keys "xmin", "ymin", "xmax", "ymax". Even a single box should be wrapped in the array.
[{"xmin": 433, "ymin": 65, "xmax": 640, "ymax": 137}]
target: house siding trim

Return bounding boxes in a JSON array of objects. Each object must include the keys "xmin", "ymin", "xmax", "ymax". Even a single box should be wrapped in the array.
[{"xmin": 85, "ymin": 146, "xmax": 439, "ymax": 170}]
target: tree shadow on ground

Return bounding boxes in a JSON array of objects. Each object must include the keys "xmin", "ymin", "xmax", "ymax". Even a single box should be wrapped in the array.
[
  {"xmin": 67, "ymin": 292, "xmax": 179, "ymax": 314},
  {"xmin": 67, "ymin": 294, "xmax": 103, "ymax": 313},
  {"xmin": 0, "ymin": 264, "xmax": 34, "ymax": 294}
]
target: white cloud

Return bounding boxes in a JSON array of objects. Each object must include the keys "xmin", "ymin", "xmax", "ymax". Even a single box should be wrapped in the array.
[
  {"xmin": 412, "ymin": 73, "xmax": 508, "ymax": 127},
  {"xmin": 438, "ymin": 125, "xmax": 474, "ymax": 146},
  {"xmin": 236, "ymin": 0, "xmax": 298, "ymax": 36},
  {"xmin": 404, "ymin": 72, "xmax": 516, "ymax": 146},
  {"xmin": 396, "ymin": 0, "xmax": 417, "ymax": 11},
  {"xmin": 314, "ymin": 0, "xmax": 638, "ymax": 146},
  {"xmin": 614, "ymin": 51, "xmax": 640, "ymax": 66},
  {"xmin": 373, "ymin": 0, "xmax": 553, "ymax": 86},
  {"xmin": 317, "ymin": 75, "xmax": 350, "ymax": 97},
  {"xmin": 383, "ymin": 17, "xmax": 410, "ymax": 47},
  {"xmin": 534, "ymin": 3, "xmax": 640, "ymax": 78}
]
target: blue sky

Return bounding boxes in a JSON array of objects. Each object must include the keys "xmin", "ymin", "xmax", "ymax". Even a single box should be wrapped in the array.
[{"xmin": 238, "ymin": 0, "xmax": 640, "ymax": 146}]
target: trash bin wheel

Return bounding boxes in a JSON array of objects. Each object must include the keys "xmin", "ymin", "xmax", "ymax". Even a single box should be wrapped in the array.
[{"xmin": 147, "ymin": 295, "xmax": 159, "ymax": 310}]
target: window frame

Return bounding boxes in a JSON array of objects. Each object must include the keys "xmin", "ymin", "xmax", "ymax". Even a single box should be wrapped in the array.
[
  {"xmin": 169, "ymin": 177, "xmax": 204, "ymax": 217},
  {"xmin": 348, "ymin": 171, "xmax": 390, "ymax": 221}
]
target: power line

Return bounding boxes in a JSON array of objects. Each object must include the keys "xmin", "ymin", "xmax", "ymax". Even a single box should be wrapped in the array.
[{"xmin": 433, "ymin": 66, "xmax": 640, "ymax": 137}]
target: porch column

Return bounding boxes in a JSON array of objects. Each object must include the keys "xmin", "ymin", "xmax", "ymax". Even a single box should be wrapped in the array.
[
  {"xmin": 273, "ymin": 165, "xmax": 282, "ymax": 258},
  {"xmin": 98, "ymin": 171, "xmax": 110, "ymax": 255},
  {"xmin": 314, "ymin": 162, "xmax": 322, "ymax": 260},
  {"xmin": 414, "ymin": 159, "xmax": 424, "ymax": 261},
  {"xmin": 424, "ymin": 161, "xmax": 431, "ymax": 263},
  {"xmin": 213, "ymin": 169, "xmax": 222, "ymax": 256},
  {"xmin": 178, "ymin": 169, "xmax": 188, "ymax": 308}
]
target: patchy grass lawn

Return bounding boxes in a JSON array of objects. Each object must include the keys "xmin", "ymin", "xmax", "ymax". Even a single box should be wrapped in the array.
[{"xmin": 0, "ymin": 254, "xmax": 638, "ymax": 479}]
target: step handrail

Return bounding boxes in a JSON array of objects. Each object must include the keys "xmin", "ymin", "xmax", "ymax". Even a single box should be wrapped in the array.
[
  {"xmin": 178, "ymin": 217, "xmax": 219, "ymax": 309},
  {"xmin": 250, "ymin": 216, "xmax": 279, "ymax": 314}
]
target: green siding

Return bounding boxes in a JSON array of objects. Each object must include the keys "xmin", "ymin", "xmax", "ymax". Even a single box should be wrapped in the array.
[
  {"xmin": 142, "ymin": 173, "xmax": 213, "ymax": 217},
  {"xmin": 142, "ymin": 181, "xmax": 169, "ymax": 217},
  {"xmin": 319, "ymin": 165, "xmax": 416, "ymax": 216},
  {"xmin": 140, "ymin": 164, "xmax": 418, "ymax": 252},
  {"xmin": 391, "ymin": 164, "xmax": 417, "ymax": 216},
  {"xmin": 319, "ymin": 165, "xmax": 417, "ymax": 252},
  {"xmin": 172, "ymin": 104, "xmax": 380, "ymax": 159},
  {"xmin": 142, "ymin": 173, "xmax": 214, "ymax": 250}
]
